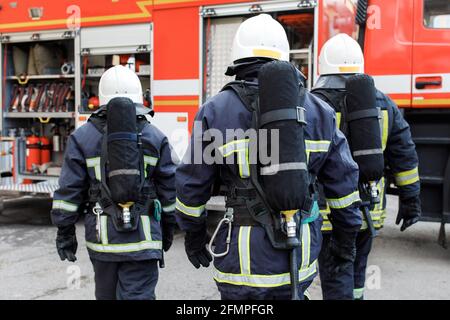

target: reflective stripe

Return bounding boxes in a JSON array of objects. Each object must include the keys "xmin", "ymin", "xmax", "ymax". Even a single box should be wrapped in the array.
[
  {"xmin": 354, "ymin": 287, "xmax": 364, "ymax": 299},
  {"xmin": 260, "ymin": 162, "xmax": 307, "ymax": 175},
  {"xmin": 86, "ymin": 157, "xmax": 101, "ymax": 180},
  {"xmin": 213, "ymin": 260, "xmax": 317, "ymax": 288},
  {"xmin": 305, "ymin": 140, "xmax": 331, "ymax": 152},
  {"xmin": 381, "ymin": 110, "xmax": 388, "ymax": 151},
  {"xmin": 141, "ymin": 215, "xmax": 152, "ymax": 241},
  {"xmin": 144, "ymin": 155, "xmax": 158, "ymax": 166},
  {"xmin": 108, "ymin": 169, "xmax": 140, "ymax": 178},
  {"xmin": 336, "ymin": 112, "xmax": 342, "ymax": 130},
  {"xmin": 86, "ymin": 240, "xmax": 162, "ymax": 253},
  {"xmin": 238, "ymin": 227, "xmax": 252, "ymax": 275},
  {"xmin": 394, "ymin": 167, "xmax": 419, "ymax": 186},
  {"xmin": 175, "ymin": 198, "xmax": 205, "ymax": 217},
  {"xmin": 301, "ymin": 223, "xmax": 311, "ymax": 270},
  {"xmin": 326, "ymin": 191, "xmax": 360, "ymax": 209},
  {"xmin": 100, "ymin": 215, "xmax": 108, "ymax": 245},
  {"xmin": 52, "ymin": 200, "xmax": 78, "ymax": 212},
  {"xmin": 353, "ymin": 148, "xmax": 383, "ymax": 157},
  {"xmin": 218, "ymin": 139, "xmax": 250, "ymax": 178},
  {"xmin": 162, "ymin": 203, "xmax": 176, "ymax": 212}
]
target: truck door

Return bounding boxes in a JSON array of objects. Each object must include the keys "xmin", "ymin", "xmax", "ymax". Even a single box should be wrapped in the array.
[{"xmin": 412, "ymin": 0, "xmax": 450, "ymax": 108}]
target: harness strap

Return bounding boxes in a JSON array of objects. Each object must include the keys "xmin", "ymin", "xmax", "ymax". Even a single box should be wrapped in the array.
[
  {"xmin": 260, "ymin": 107, "xmax": 306, "ymax": 127},
  {"xmin": 346, "ymin": 108, "xmax": 379, "ymax": 122}
]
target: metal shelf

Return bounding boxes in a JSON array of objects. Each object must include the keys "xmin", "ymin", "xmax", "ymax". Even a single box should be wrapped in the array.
[
  {"xmin": 6, "ymin": 74, "xmax": 75, "ymax": 80},
  {"xmin": 4, "ymin": 112, "xmax": 75, "ymax": 118},
  {"xmin": 84, "ymin": 72, "xmax": 150, "ymax": 79},
  {"xmin": 18, "ymin": 173, "xmax": 59, "ymax": 181}
]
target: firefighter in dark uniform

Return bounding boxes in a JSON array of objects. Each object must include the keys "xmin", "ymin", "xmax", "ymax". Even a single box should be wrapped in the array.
[
  {"xmin": 313, "ymin": 34, "xmax": 421, "ymax": 300},
  {"xmin": 51, "ymin": 66, "xmax": 177, "ymax": 300},
  {"xmin": 175, "ymin": 15, "xmax": 362, "ymax": 300}
]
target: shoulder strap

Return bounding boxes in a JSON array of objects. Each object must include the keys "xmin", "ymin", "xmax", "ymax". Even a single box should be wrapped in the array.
[{"xmin": 221, "ymin": 80, "xmax": 259, "ymax": 113}]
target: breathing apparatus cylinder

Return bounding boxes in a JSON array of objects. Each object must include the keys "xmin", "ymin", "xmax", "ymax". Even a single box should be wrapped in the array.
[
  {"xmin": 345, "ymin": 74, "xmax": 384, "ymax": 185},
  {"xmin": 106, "ymin": 97, "xmax": 142, "ymax": 204},
  {"xmin": 257, "ymin": 60, "xmax": 309, "ymax": 213}
]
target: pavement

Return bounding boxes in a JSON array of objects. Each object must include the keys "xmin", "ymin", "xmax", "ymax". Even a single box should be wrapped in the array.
[{"xmin": 0, "ymin": 195, "xmax": 448, "ymax": 300}]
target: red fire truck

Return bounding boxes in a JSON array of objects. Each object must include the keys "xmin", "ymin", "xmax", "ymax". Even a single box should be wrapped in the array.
[{"xmin": 0, "ymin": 0, "xmax": 449, "ymax": 239}]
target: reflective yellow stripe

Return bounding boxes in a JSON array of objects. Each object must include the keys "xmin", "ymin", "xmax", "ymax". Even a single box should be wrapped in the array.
[
  {"xmin": 86, "ymin": 157, "xmax": 101, "ymax": 181},
  {"xmin": 238, "ymin": 227, "xmax": 252, "ymax": 275},
  {"xmin": 162, "ymin": 203, "xmax": 176, "ymax": 212},
  {"xmin": 141, "ymin": 215, "xmax": 152, "ymax": 241},
  {"xmin": 394, "ymin": 167, "xmax": 419, "ymax": 186},
  {"xmin": 213, "ymin": 260, "xmax": 317, "ymax": 288},
  {"xmin": 86, "ymin": 240, "xmax": 162, "ymax": 253},
  {"xmin": 354, "ymin": 288, "xmax": 364, "ymax": 299},
  {"xmin": 381, "ymin": 110, "xmax": 388, "ymax": 151},
  {"xmin": 52, "ymin": 200, "xmax": 78, "ymax": 212},
  {"xmin": 175, "ymin": 198, "xmax": 205, "ymax": 217},
  {"xmin": 252, "ymin": 48, "xmax": 282, "ymax": 60},
  {"xmin": 100, "ymin": 216, "xmax": 108, "ymax": 245},
  {"xmin": 301, "ymin": 223, "xmax": 311, "ymax": 270},
  {"xmin": 218, "ymin": 139, "xmax": 250, "ymax": 178},
  {"xmin": 336, "ymin": 112, "xmax": 342, "ymax": 130},
  {"xmin": 144, "ymin": 155, "xmax": 158, "ymax": 177},
  {"xmin": 326, "ymin": 191, "xmax": 360, "ymax": 209},
  {"xmin": 305, "ymin": 140, "xmax": 331, "ymax": 152}
]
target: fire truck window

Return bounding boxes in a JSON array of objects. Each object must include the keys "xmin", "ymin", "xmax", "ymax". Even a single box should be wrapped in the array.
[{"xmin": 424, "ymin": 0, "xmax": 450, "ymax": 29}]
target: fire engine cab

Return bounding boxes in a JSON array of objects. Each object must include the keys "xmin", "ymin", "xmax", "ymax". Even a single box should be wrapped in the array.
[{"xmin": 0, "ymin": 0, "xmax": 449, "ymax": 238}]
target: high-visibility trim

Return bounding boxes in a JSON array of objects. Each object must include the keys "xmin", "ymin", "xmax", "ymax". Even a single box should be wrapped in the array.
[
  {"xmin": 326, "ymin": 191, "xmax": 360, "ymax": 209},
  {"xmin": 175, "ymin": 198, "xmax": 205, "ymax": 217},
  {"xmin": 86, "ymin": 157, "xmax": 101, "ymax": 181},
  {"xmin": 144, "ymin": 155, "xmax": 158, "ymax": 166},
  {"xmin": 141, "ymin": 215, "xmax": 152, "ymax": 241},
  {"xmin": 260, "ymin": 162, "xmax": 307, "ymax": 175},
  {"xmin": 238, "ymin": 227, "xmax": 252, "ymax": 275},
  {"xmin": 52, "ymin": 200, "xmax": 78, "ymax": 212},
  {"xmin": 213, "ymin": 260, "xmax": 317, "ymax": 288},
  {"xmin": 162, "ymin": 203, "xmax": 176, "ymax": 212},
  {"xmin": 301, "ymin": 223, "xmax": 311, "ymax": 270},
  {"xmin": 100, "ymin": 216, "xmax": 108, "ymax": 245},
  {"xmin": 354, "ymin": 288, "xmax": 364, "ymax": 299},
  {"xmin": 338, "ymin": 66, "xmax": 362, "ymax": 73},
  {"xmin": 336, "ymin": 112, "xmax": 342, "ymax": 130},
  {"xmin": 353, "ymin": 148, "xmax": 383, "ymax": 157},
  {"xmin": 143, "ymin": 155, "xmax": 158, "ymax": 177},
  {"xmin": 252, "ymin": 49, "xmax": 282, "ymax": 60},
  {"xmin": 305, "ymin": 140, "xmax": 331, "ymax": 152},
  {"xmin": 381, "ymin": 110, "xmax": 389, "ymax": 151},
  {"xmin": 108, "ymin": 169, "xmax": 140, "ymax": 178},
  {"xmin": 218, "ymin": 139, "xmax": 250, "ymax": 178},
  {"xmin": 86, "ymin": 239, "xmax": 162, "ymax": 253},
  {"xmin": 394, "ymin": 167, "xmax": 419, "ymax": 186}
]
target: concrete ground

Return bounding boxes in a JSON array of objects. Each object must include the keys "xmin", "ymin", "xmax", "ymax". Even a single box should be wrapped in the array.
[{"xmin": 0, "ymin": 195, "xmax": 448, "ymax": 300}]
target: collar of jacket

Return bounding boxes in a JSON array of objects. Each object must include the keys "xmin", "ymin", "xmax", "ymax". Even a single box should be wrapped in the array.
[
  {"xmin": 314, "ymin": 74, "xmax": 354, "ymax": 90},
  {"xmin": 93, "ymin": 103, "xmax": 152, "ymax": 117}
]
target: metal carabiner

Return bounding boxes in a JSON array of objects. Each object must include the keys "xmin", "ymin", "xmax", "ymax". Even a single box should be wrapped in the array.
[{"xmin": 208, "ymin": 208, "xmax": 233, "ymax": 258}]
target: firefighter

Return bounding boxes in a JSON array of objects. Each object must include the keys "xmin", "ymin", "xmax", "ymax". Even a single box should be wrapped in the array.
[
  {"xmin": 313, "ymin": 33, "xmax": 421, "ymax": 300},
  {"xmin": 175, "ymin": 14, "xmax": 362, "ymax": 300},
  {"xmin": 51, "ymin": 66, "xmax": 177, "ymax": 300}
]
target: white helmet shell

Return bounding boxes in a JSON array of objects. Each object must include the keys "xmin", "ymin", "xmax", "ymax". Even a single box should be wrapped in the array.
[
  {"xmin": 99, "ymin": 65, "xmax": 143, "ymax": 106},
  {"xmin": 231, "ymin": 14, "xmax": 290, "ymax": 63},
  {"xmin": 318, "ymin": 33, "xmax": 364, "ymax": 75}
]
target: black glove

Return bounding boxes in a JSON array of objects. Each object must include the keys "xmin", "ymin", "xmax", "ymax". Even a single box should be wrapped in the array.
[
  {"xmin": 396, "ymin": 195, "xmax": 421, "ymax": 232},
  {"xmin": 56, "ymin": 225, "xmax": 77, "ymax": 262},
  {"xmin": 161, "ymin": 215, "xmax": 176, "ymax": 252},
  {"xmin": 184, "ymin": 225, "xmax": 212, "ymax": 269}
]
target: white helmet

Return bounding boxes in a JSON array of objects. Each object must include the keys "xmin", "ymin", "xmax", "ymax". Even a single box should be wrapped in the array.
[
  {"xmin": 318, "ymin": 33, "xmax": 364, "ymax": 75},
  {"xmin": 231, "ymin": 14, "xmax": 290, "ymax": 63},
  {"xmin": 99, "ymin": 65, "xmax": 143, "ymax": 106}
]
